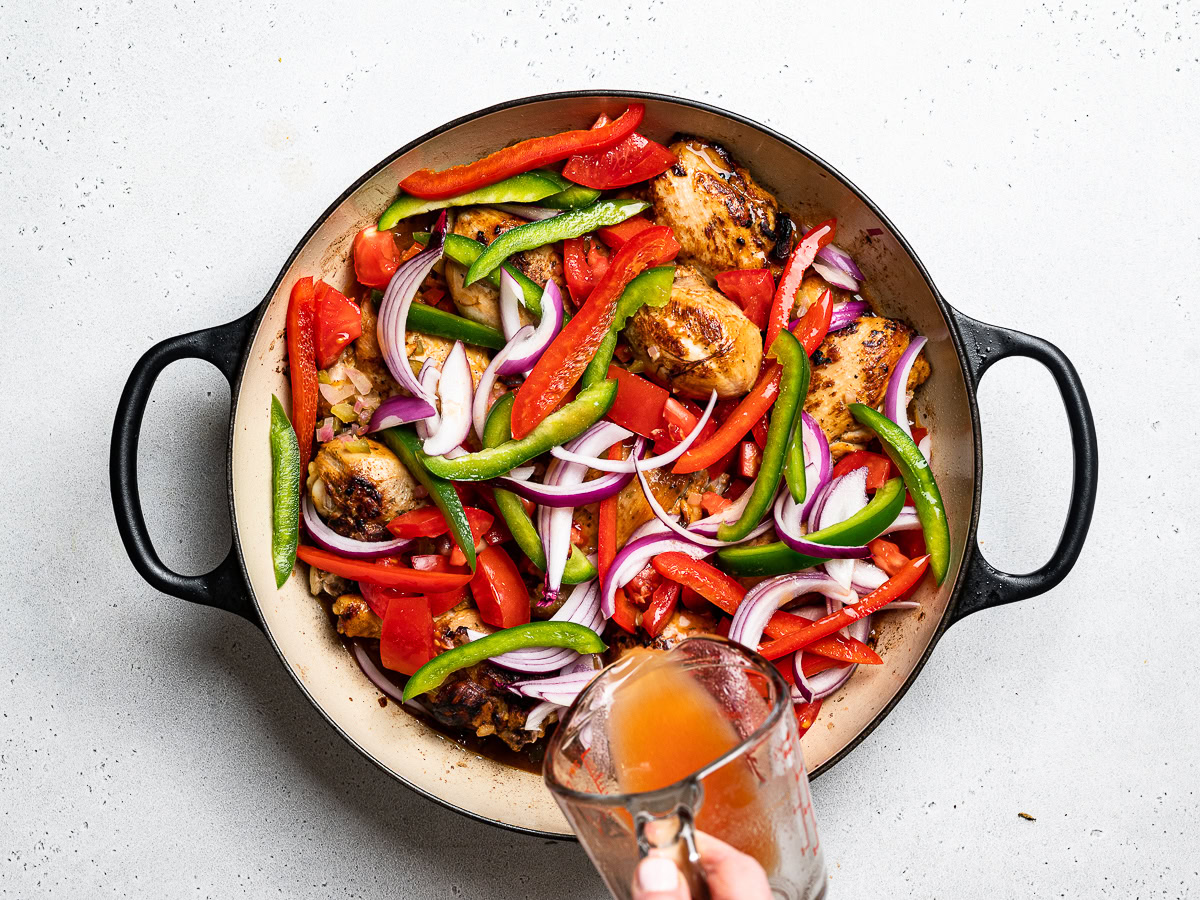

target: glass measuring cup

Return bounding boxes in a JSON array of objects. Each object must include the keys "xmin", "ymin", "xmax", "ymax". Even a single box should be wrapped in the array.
[{"xmin": 544, "ymin": 637, "xmax": 826, "ymax": 900}]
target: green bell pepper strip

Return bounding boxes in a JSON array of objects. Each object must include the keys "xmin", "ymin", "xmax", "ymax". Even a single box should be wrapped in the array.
[
  {"xmin": 379, "ymin": 426, "xmax": 478, "ymax": 570},
  {"xmin": 717, "ymin": 476, "xmax": 907, "ymax": 576},
  {"xmin": 403, "ymin": 621, "xmax": 607, "ymax": 699},
  {"xmin": 848, "ymin": 403, "xmax": 951, "ymax": 584},
  {"xmin": 269, "ymin": 395, "xmax": 301, "ymax": 588},
  {"xmin": 580, "ymin": 264, "xmax": 675, "ymax": 388},
  {"xmin": 717, "ymin": 330, "xmax": 807, "ymax": 542},
  {"xmin": 464, "ymin": 199, "xmax": 649, "ymax": 286},
  {"xmin": 368, "ymin": 288, "xmax": 507, "ymax": 350},
  {"xmin": 782, "ymin": 351, "xmax": 812, "ymax": 503},
  {"xmin": 413, "ymin": 232, "xmax": 544, "ymax": 317},
  {"xmin": 482, "ymin": 394, "xmax": 597, "ymax": 584},
  {"xmin": 378, "ymin": 171, "xmax": 564, "ymax": 231},
  {"xmin": 422, "ymin": 379, "xmax": 618, "ymax": 481},
  {"xmin": 539, "ymin": 184, "xmax": 602, "ymax": 210}
]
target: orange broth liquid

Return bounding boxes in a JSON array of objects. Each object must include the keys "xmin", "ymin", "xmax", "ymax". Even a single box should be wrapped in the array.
[{"xmin": 606, "ymin": 650, "xmax": 778, "ymax": 870}]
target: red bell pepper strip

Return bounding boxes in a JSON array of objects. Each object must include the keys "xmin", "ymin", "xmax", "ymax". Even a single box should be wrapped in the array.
[
  {"xmin": 789, "ymin": 287, "xmax": 834, "ymax": 356},
  {"xmin": 399, "ymin": 105, "xmax": 645, "ymax": 200},
  {"xmin": 765, "ymin": 220, "xmax": 836, "ymax": 351},
  {"xmin": 286, "ymin": 277, "xmax": 319, "ymax": 470},
  {"xmin": 313, "ymin": 280, "xmax": 362, "ymax": 369},
  {"xmin": 469, "ymin": 545, "xmax": 531, "ymax": 629},
  {"xmin": 759, "ymin": 555, "xmax": 930, "ymax": 660},
  {"xmin": 832, "ymin": 450, "xmax": 894, "ymax": 492},
  {"xmin": 386, "ymin": 506, "xmax": 494, "ymax": 540},
  {"xmin": 795, "ymin": 699, "xmax": 823, "ymax": 738},
  {"xmin": 597, "ymin": 442, "xmax": 623, "ymax": 588},
  {"xmin": 643, "ymin": 581, "xmax": 680, "ymax": 638},
  {"xmin": 672, "ymin": 366, "xmax": 781, "ymax": 474},
  {"xmin": 296, "ymin": 545, "xmax": 473, "ymax": 592},
  {"xmin": 510, "ymin": 226, "xmax": 680, "ymax": 439},
  {"xmin": 605, "ymin": 365, "xmax": 670, "ymax": 438},
  {"xmin": 379, "ymin": 594, "xmax": 435, "ymax": 676},
  {"xmin": 699, "ymin": 491, "xmax": 732, "ymax": 517},
  {"xmin": 596, "ymin": 215, "xmax": 656, "ymax": 250},
  {"xmin": 716, "ymin": 269, "xmax": 775, "ymax": 330},
  {"xmin": 562, "ymin": 117, "xmax": 677, "ymax": 190},
  {"xmin": 611, "ymin": 588, "xmax": 639, "ymax": 635},
  {"xmin": 679, "ymin": 584, "xmax": 707, "ymax": 613},
  {"xmin": 352, "ymin": 226, "xmax": 401, "ymax": 289},
  {"xmin": 563, "ymin": 236, "xmax": 610, "ymax": 306},
  {"xmin": 649, "ymin": 553, "xmax": 879, "ymax": 665}
]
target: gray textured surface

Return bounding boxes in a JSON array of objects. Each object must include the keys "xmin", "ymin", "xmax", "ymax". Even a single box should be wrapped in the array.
[{"xmin": 2, "ymin": 1, "xmax": 1197, "ymax": 897}]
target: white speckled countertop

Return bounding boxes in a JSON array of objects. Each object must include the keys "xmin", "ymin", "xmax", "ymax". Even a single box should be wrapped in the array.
[{"xmin": 2, "ymin": 1, "xmax": 1197, "ymax": 897}]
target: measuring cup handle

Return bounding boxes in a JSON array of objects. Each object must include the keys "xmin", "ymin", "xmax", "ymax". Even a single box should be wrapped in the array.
[{"xmin": 635, "ymin": 807, "xmax": 711, "ymax": 900}]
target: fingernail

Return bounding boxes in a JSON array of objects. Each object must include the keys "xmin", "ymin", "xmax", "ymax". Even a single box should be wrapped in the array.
[{"xmin": 636, "ymin": 856, "xmax": 680, "ymax": 892}]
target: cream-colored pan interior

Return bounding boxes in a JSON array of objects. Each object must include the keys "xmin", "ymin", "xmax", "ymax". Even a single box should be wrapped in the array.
[{"xmin": 230, "ymin": 95, "xmax": 976, "ymax": 837}]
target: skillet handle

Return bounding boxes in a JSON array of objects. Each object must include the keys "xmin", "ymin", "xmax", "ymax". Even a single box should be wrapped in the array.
[
  {"xmin": 110, "ymin": 309, "xmax": 261, "ymax": 626},
  {"xmin": 947, "ymin": 310, "xmax": 1098, "ymax": 622}
]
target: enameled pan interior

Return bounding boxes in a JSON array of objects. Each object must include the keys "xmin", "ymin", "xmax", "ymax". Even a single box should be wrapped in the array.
[{"xmin": 229, "ymin": 95, "xmax": 976, "ymax": 837}]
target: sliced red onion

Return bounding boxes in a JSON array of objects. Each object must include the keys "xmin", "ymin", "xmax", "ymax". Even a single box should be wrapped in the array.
[
  {"xmin": 376, "ymin": 212, "xmax": 448, "ymax": 414},
  {"xmin": 422, "ymin": 341, "xmax": 473, "ymax": 457},
  {"xmin": 302, "ymin": 495, "xmax": 412, "ymax": 559},
  {"xmin": 811, "ymin": 259, "xmax": 859, "ymax": 292},
  {"xmin": 772, "ymin": 489, "xmax": 870, "ymax": 559},
  {"xmin": 499, "ymin": 269, "xmax": 526, "ymax": 341},
  {"xmin": 883, "ymin": 506, "xmax": 921, "ymax": 534},
  {"xmin": 883, "ymin": 335, "xmax": 928, "ymax": 442},
  {"xmin": 490, "ymin": 203, "xmax": 563, "ymax": 221},
  {"xmin": 850, "ymin": 560, "xmax": 889, "ymax": 595},
  {"xmin": 349, "ymin": 640, "xmax": 407, "ymax": 705},
  {"xmin": 816, "ymin": 241, "xmax": 865, "ymax": 281},
  {"xmin": 918, "ymin": 433, "xmax": 932, "ymax": 464},
  {"xmin": 319, "ymin": 380, "xmax": 357, "ymax": 405},
  {"xmin": 344, "ymin": 365, "xmax": 372, "ymax": 395},
  {"xmin": 601, "ymin": 532, "xmax": 711, "ymax": 618},
  {"xmin": 495, "ymin": 437, "xmax": 643, "ymax": 508},
  {"xmin": 510, "ymin": 670, "xmax": 600, "ymax": 706},
  {"xmin": 794, "ymin": 653, "xmax": 856, "ymax": 703},
  {"xmin": 799, "ymin": 412, "xmax": 832, "ymax": 524},
  {"xmin": 482, "ymin": 581, "xmax": 605, "ymax": 673},
  {"xmin": 635, "ymin": 453, "xmax": 770, "ymax": 549},
  {"xmin": 727, "ymin": 572, "xmax": 859, "ymax": 649},
  {"xmin": 550, "ymin": 390, "xmax": 718, "ymax": 474},
  {"xmin": 508, "ymin": 465, "xmax": 535, "ymax": 481},
  {"xmin": 497, "ymin": 278, "xmax": 565, "ymax": 376},
  {"xmin": 818, "ymin": 469, "xmax": 870, "ymax": 588},
  {"xmin": 316, "ymin": 417, "xmax": 336, "ymax": 443},
  {"xmin": 828, "ymin": 300, "xmax": 870, "ymax": 332},
  {"xmin": 471, "ymin": 324, "xmax": 534, "ymax": 442},
  {"xmin": 414, "ymin": 359, "xmax": 441, "ymax": 441},
  {"xmin": 524, "ymin": 700, "xmax": 561, "ymax": 731},
  {"xmin": 543, "ymin": 423, "xmax": 631, "ymax": 600}
]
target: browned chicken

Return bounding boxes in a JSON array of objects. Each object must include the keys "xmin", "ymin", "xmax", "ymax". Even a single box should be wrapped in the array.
[
  {"xmin": 605, "ymin": 609, "xmax": 721, "ymax": 663},
  {"xmin": 307, "ymin": 437, "xmax": 421, "ymax": 541},
  {"xmin": 623, "ymin": 265, "xmax": 763, "ymax": 399},
  {"xmin": 423, "ymin": 605, "xmax": 541, "ymax": 750},
  {"xmin": 332, "ymin": 594, "xmax": 382, "ymax": 639},
  {"xmin": 645, "ymin": 138, "xmax": 790, "ymax": 275},
  {"xmin": 806, "ymin": 316, "xmax": 930, "ymax": 459},
  {"xmin": 444, "ymin": 207, "xmax": 565, "ymax": 330}
]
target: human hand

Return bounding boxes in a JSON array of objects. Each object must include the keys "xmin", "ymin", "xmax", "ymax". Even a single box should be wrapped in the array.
[{"xmin": 630, "ymin": 833, "xmax": 772, "ymax": 900}]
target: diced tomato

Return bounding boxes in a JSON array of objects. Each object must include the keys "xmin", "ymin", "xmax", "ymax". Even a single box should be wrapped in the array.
[
  {"xmin": 716, "ymin": 269, "xmax": 774, "ymax": 330},
  {"xmin": 597, "ymin": 442, "xmax": 623, "ymax": 586},
  {"xmin": 596, "ymin": 215, "xmax": 656, "ymax": 250},
  {"xmin": 386, "ymin": 506, "xmax": 493, "ymax": 540},
  {"xmin": 912, "ymin": 425, "xmax": 928, "ymax": 445},
  {"xmin": 893, "ymin": 529, "xmax": 927, "ymax": 560},
  {"xmin": 624, "ymin": 563, "xmax": 662, "ymax": 610},
  {"xmin": 725, "ymin": 479, "xmax": 751, "ymax": 502},
  {"xmin": 795, "ymin": 699, "xmax": 823, "ymax": 738},
  {"xmin": 715, "ymin": 617, "xmax": 732, "ymax": 638},
  {"xmin": 700, "ymin": 491, "xmax": 732, "ymax": 517},
  {"xmin": 469, "ymin": 545, "xmax": 530, "ymax": 629},
  {"xmin": 353, "ymin": 226, "xmax": 401, "ymax": 289},
  {"xmin": 563, "ymin": 235, "xmax": 611, "ymax": 306},
  {"xmin": 312, "ymin": 280, "xmax": 363, "ymax": 369},
  {"xmin": 738, "ymin": 440, "xmax": 762, "ymax": 479},
  {"xmin": 643, "ymin": 581, "xmax": 680, "ymax": 638},
  {"xmin": 750, "ymin": 414, "xmax": 770, "ymax": 451},
  {"xmin": 379, "ymin": 594, "xmax": 434, "ymax": 676},
  {"xmin": 831, "ymin": 450, "xmax": 894, "ymax": 491},
  {"xmin": 605, "ymin": 365, "xmax": 669, "ymax": 438}
]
